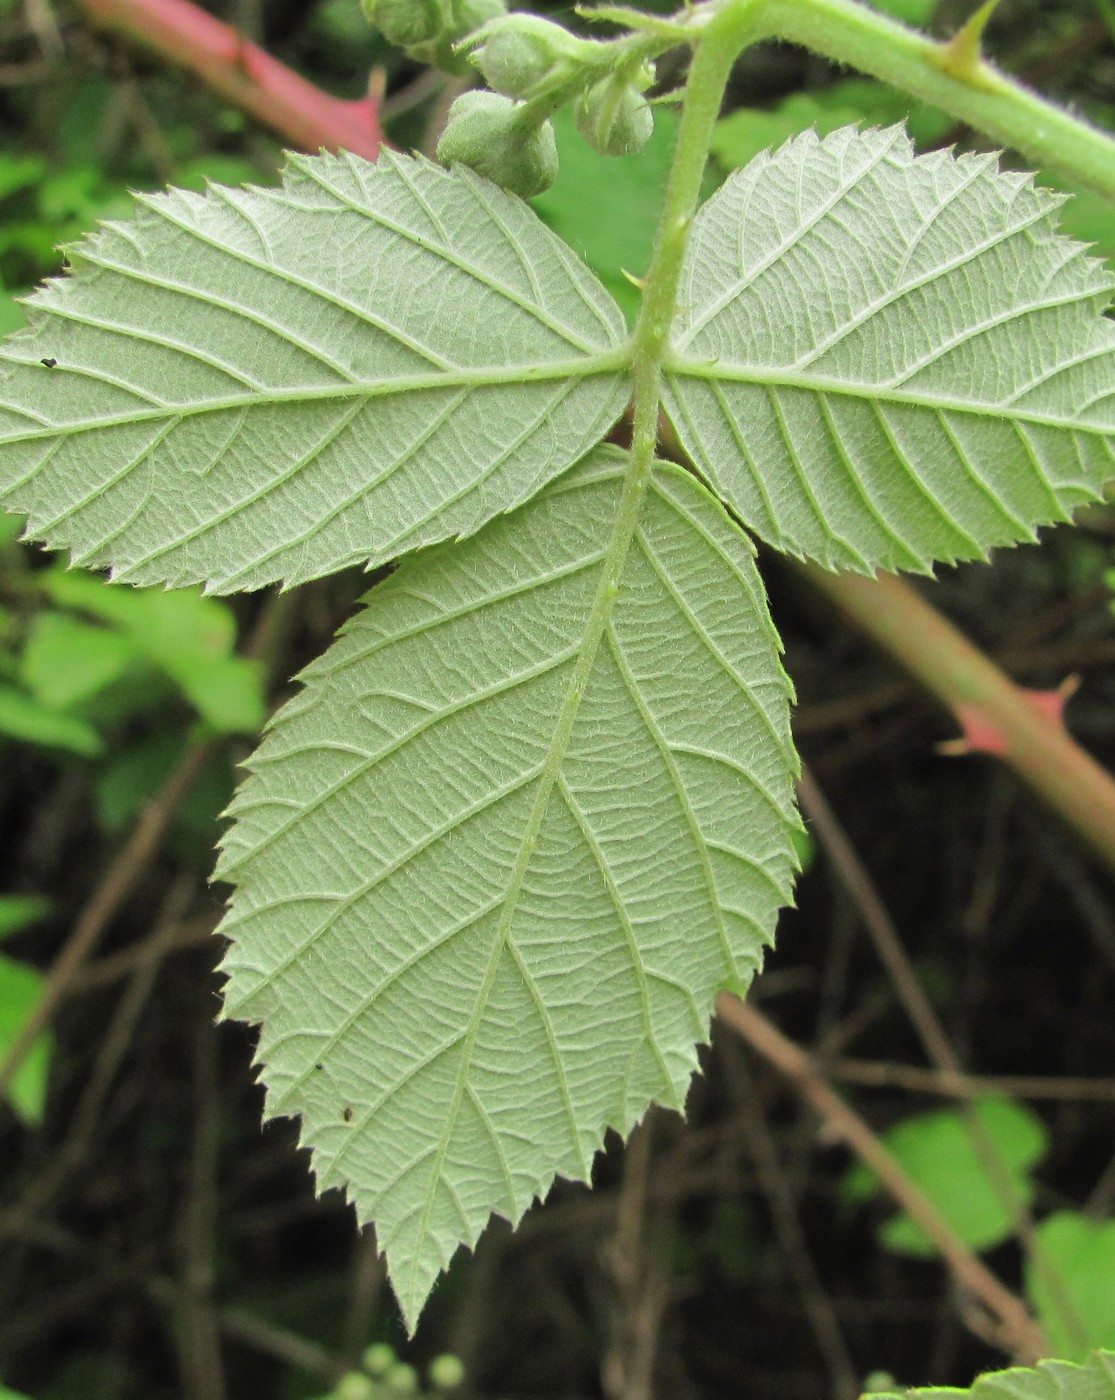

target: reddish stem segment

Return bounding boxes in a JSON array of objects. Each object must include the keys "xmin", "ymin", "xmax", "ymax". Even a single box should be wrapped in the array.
[
  {"xmin": 806, "ymin": 565, "xmax": 1115, "ymax": 876},
  {"xmin": 75, "ymin": 0, "xmax": 383, "ymax": 160}
]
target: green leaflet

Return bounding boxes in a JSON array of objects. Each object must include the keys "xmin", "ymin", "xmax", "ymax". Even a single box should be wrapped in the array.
[
  {"xmin": 216, "ymin": 446, "xmax": 800, "ymax": 1328},
  {"xmin": 861, "ymin": 1350, "xmax": 1115, "ymax": 1397},
  {"xmin": 0, "ymin": 151, "xmax": 628, "ymax": 591},
  {"xmin": 664, "ymin": 126, "xmax": 1115, "ymax": 574}
]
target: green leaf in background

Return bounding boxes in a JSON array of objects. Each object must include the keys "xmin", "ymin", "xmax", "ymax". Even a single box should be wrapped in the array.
[
  {"xmin": 709, "ymin": 80, "xmax": 952, "ymax": 173},
  {"xmin": 866, "ymin": 0, "xmax": 936, "ymax": 26},
  {"xmin": 0, "ymin": 1384, "xmax": 33, "ymax": 1400},
  {"xmin": 0, "ymin": 152, "xmax": 628, "ymax": 591},
  {"xmin": 0, "ymin": 896, "xmax": 50, "ymax": 942},
  {"xmin": 217, "ymin": 445, "xmax": 800, "ymax": 1328},
  {"xmin": 843, "ymin": 1096, "xmax": 1047, "ymax": 1255},
  {"xmin": 0, "ymin": 893, "xmax": 52, "ymax": 1126},
  {"xmin": 41, "ymin": 569, "xmax": 264, "ymax": 734},
  {"xmin": 861, "ymin": 1349, "xmax": 1115, "ymax": 1398},
  {"xmin": 0, "ymin": 953, "xmax": 51, "ymax": 1124},
  {"xmin": 1027, "ymin": 1213, "xmax": 1115, "ymax": 1359},
  {"xmin": 665, "ymin": 126, "xmax": 1115, "ymax": 575},
  {"xmin": 532, "ymin": 105, "xmax": 679, "ymax": 324},
  {"xmin": 19, "ymin": 611, "xmax": 137, "ymax": 711},
  {"xmin": 0, "ymin": 683, "xmax": 102, "ymax": 755}
]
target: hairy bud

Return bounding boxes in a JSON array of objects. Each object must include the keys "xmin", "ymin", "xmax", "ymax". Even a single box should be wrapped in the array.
[
  {"xmin": 575, "ymin": 74, "xmax": 653, "ymax": 157},
  {"xmin": 464, "ymin": 14, "xmax": 586, "ymax": 98},
  {"xmin": 437, "ymin": 91, "xmax": 558, "ymax": 197},
  {"xmin": 360, "ymin": 0, "xmax": 442, "ymax": 47}
]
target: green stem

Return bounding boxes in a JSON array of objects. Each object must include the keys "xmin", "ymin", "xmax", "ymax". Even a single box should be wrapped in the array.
[
  {"xmin": 749, "ymin": 0, "xmax": 1115, "ymax": 199},
  {"xmin": 626, "ymin": 2, "xmax": 761, "ymax": 497}
]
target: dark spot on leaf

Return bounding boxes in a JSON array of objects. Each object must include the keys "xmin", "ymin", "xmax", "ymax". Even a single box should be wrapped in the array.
[
  {"xmin": 314, "ymin": 1062, "xmax": 324, "ymax": 1072},
  {"xmin": 343, "ymin": 1106, "xmax": 354, "ymax": 1123},
  {"xmin": 40, "ymin": 358, "xmax": 57, "ymax": 369}
]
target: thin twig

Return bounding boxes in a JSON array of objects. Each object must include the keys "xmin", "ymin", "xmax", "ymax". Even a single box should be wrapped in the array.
[
  {"xmin": 825, "ymin": 1057, "xmax": 1115, "ymax": 1102},
  {"xmin": 797, "ymin": 765, "xmax": 1088, "ymax": 1355},
  {"xmin": 0, "ymin": 741, "xmax": 214, "ymax": 1107},
  {"xmin": 716, "ymin": 993, "xmax": 1047, "ymax": 1363},
  {"xmin": 721, "ymin": 1040, "xmax": 859, "ymax": 1399},
  {"xmin": 176, "ymin": 997, "xmax": 226, "ymax": 1400},
  {"xmin": 0, "ymin": 878, "xmax": 196, "ymax": 1240}
]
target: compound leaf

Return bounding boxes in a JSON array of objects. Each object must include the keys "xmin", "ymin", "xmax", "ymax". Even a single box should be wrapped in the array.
[
  {"xmin": 665, "ymin": 126, "xmax": 1115, "ymax": 574},
  {"xmin": 0, "ymin": 151, "xmax": 628, "ymax": 591},
  {"xmin": 861, "ymin": 1350, "xmax": 1115, "ymax": 1397},
  {"xmin": 216, "ymin": 445, "xmax": 800, "ymax": 1328}
]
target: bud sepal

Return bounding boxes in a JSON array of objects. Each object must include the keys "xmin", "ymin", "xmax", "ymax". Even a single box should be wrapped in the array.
[{"xmin": 436, "ymin": 90, "xmax": 559, "ymax": 197}]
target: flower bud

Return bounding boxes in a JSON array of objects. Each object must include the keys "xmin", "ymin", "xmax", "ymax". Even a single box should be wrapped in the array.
[
  {"xmin": 362, "ymin": 1343, "xmax": 396, "ymax": 1377},
  {"xmin": 575, "ymin": 75, "xmax": 653, "ymax": 157},
  {"xmin": 361, "ymin": 0, "xmax": 442, "ymax": 48},
  {"xmin": 335, "ymin": 1374, "xmax": 375, "ymax": 1400},
  {"xmin": 386, "ymin": 1363, "xmax": 419, "ymax": 1393},
  {"xmin": 437, "ymin": 91, "xmax": 558, "ymax": 197},
  {"xmin": 428, "ymin": 1354, "xmax": 466, "ymax": 1390},
  {"xmin": 464, "ymin": 15, "xmax": 583, "ymax": 98}
]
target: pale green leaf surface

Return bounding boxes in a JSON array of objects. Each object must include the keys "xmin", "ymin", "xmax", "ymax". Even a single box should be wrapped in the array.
[
  {"xmin": 216, "ymin": 446, "xmax": 800, "ymax": 1328},
  {"xmin": 665, "ymin": 126, "xmax": 1115, "ymax": 574},
  {"xmin": 0, "ymin": 151, "xmax": 629, "ymax": 591},
  {"xmin": 861, "ymin": 1350, "xmax": 1115, "ymax": 1398},
  {"xmin": 1027, "ymin": 1213, "xmax": 1115, "ymax": 1358}
]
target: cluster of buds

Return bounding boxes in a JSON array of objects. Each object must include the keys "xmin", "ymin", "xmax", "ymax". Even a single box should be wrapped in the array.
[
  {"xmin": 366, "ymin": 5, "xmax": 657, "ymax": 197},
  {"xmin": 361, "ymin": 0, "xmax": 509, "ymax": 73}
]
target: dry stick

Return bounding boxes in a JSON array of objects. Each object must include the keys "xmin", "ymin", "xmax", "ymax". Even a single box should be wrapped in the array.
[
  {"xmin": 68, "ymin": 915, "xmax": 218, "ymax": 996},
  {"xmin": 601, "ymin": 1115, "xmax": 670, "ymax": 1400},
  {"xmin": 0, "ymin": 878, "xmax": 196, "ymax": 1241},
  {"xmin": 828, "ymin": 1058, "xmax": 1115, "ymax": 1103},
  {"xmin": 803, "ymin": 566, "xmax": 1115, "ymax": 876},
  {"xmin": 176, "ymin": 1000, "xmax": 227, "ymax": 1400},
  {"xmin": 796, "ymin": 766, "xmax": 1086, "ymax": 1356},
  {"xmin": 74, "ymin": 0, "xmax": 382, "ymax": 159},
  {"xmin": 716, "ymin": 993, "xmax": 1046, "ymax": 1363},
  {"xmin": 0, "ymin": 740, "xmax": 214, "ymax": 1108},
  {"xmin": 725, "ymin": 1047, "xmax": 859, "ymax": 1400},
  {"xmin": 340, "ymin": 1228, "xmax": 385, "ymax": 1367}
]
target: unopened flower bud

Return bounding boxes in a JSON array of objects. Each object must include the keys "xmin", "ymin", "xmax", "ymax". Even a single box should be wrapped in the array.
[
  {"xmin": 576, "ymin": 75, "xmax": 653, "ymax": 157},
  {"xmin": 437, "ymin": 91, "xmax": 558, "ymax": 197},
  {"xmin": 386, "ymin": 1363, "xmax": 419, "ymax": 1393},
  {"xmin": 428, "ymin": 1353, "xmax": 466, "ymax": 1390},
  {"xmin": 464, "ymin": 14, "xmax": 585, "ymax": 98},
  {"xmin": 361, "ymin": 0, "xmax": 442, "ymax": 47}
]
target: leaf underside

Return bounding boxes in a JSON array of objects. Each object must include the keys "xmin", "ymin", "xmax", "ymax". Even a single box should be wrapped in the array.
[
  {"xmin": 216, "ymin": 446, "xmax": 799, "ymax": 1327},
  {"xmin": 0, "ymin": 151, "xmax": 628, "ymax": 591},
  {"xmin": 3, "ymin": 124, "xmax": 1115, "ymax": 1333},
  {"xmin": 862, "ymin": 1349, "xmax": 1115, "ymax": 1398},
  {"xmin": 666, "ymin": 126, "xmax": 1115, "ymax": 574}
]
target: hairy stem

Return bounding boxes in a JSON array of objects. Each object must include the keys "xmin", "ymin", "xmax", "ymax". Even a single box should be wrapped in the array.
[{"xmin": 750, "ymin": 0, "xmax": 1115, "ymax": 199}]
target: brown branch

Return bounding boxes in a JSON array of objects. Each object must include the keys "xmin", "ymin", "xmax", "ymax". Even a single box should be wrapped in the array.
[
  {"xmin": 75, "ymin": 0, "xmax": 382, "ymax": 160},
  {"xmin": 827, "ymin": 1057, "xmax": 1115, "ymax": 1102},
  {"xmin": 716, "ymin": 992, "xmax": 1047, "ymax": 1363}
]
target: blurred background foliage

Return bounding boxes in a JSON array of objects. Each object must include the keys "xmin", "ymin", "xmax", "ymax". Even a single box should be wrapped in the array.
[{"xmin": 2, "ymin": 0, "xmax": 1115, "ymax": 1396}]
